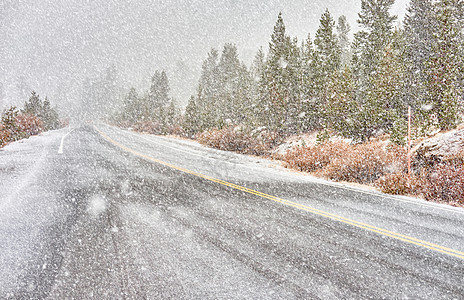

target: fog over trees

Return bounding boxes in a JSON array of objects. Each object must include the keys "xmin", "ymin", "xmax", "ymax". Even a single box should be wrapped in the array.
[{"xmin": 0, "ymin": 0, "xmax": 409, "ymax": 118}]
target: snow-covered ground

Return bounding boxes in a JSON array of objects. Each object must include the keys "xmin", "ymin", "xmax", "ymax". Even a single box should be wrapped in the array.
[{"xmin": 0, "ymin": 128, "xmax": 73, "ymax": 297}]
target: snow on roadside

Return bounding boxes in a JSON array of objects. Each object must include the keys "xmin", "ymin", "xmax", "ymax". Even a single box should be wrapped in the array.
[{"xmin": 0, "ymin": 128, "xmax": 69, "ymax": 295}]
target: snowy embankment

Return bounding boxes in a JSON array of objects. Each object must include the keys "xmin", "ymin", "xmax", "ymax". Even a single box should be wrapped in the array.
[{"xmin": 190, "ymin": 125, "xmax": 464, "ymax": 207}]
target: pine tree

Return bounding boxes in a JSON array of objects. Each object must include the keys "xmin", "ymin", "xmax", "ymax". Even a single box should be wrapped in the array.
[
  {"xmin": 250, "ymin": 47, "xmax": 265, "ymax": 82},
  {"xmin": 23, "ymin": 91, "xmax": 43, "ymax": 117},
  {"xmin": 42, "ymin": 97, "xmax": 60, "ymax": 130},
  {"xmin": 122, "ymin": 87, "xmax": 140, "ymax": 123},
  {"xmin": 424, "ymin": 0, "xmax": 463, "ymax": 130},
  {"xmin": 183, "ymin": 96, "xmax": 200, "ymax": 136},
  {"xmin": 325, "ymin": 66, "xmax": 356, "ymax": 137},
  {"xmin": 300, "ymin": 34, "xmax": 317, "ymax": 130},
  {"xmin": 350, "ymin": 0, "xmax": 398, "ymax": 141},
  {"xmin": 337, "ymin": 15, "xmax": 352, "ymax": 67},
  {"xmin": 196, "ymin": 48, "xmax": 221, "ymax": 130},
  {"xmin": 261, "ymin": 12, "xmax": 302, "ymax": 134},
  {"xmin": 404, "ymin": 0, "xmax": 435, "ymax": 100},
  {"xmin": 404, "ymin": 0, "xmax": 436, "ymax": 124},
  {"xmin": 149, "ymin": 70, "xmax": 171, "ymax": 120},
  {"xmin": 371, "ymin": 29, "xmax": 408, "ymax": 140},
  {"xmin": 312, "ymin": 9, "xmax": 342, "ymax": 128},
  {"xmin": 353, "ymin": 0, "xmax": 397, "ymax": 89},
  {"xmin": 260, "ymin": 12, "xmax": 289, "ymax": 133},
  {"xmin": 218, "ymin": 43, "xmax": 242, "ymax": 124},
  {"xmin": 165, "ymin": 101, "xmax": 177, "ymax": 128},
  {"xmin": 248, "ymin": 47, "xmax": 269, "ymax": 128}
]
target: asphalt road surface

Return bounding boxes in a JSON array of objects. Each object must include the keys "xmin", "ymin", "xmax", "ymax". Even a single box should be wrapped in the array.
[{"xmin": 1, "ymin": 124, "xmax": 463, "ymax": 299}]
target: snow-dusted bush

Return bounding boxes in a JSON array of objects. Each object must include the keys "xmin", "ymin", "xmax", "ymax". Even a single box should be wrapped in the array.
[
  {"xmin": 16, "ymin": 113, "xmax": 44, "ymax": 137},
  {"xmin": 322, "ymin": 143, "xmax": 407, "ymax": 184},
  {"xmin": 282, "ymin": 142, "xmax": 349, "ymax": 172},
  {"xmin": 168, "ymin": 125, "xmax": 184, "ymax": 136},
  {"xmin": 421, "ymin": 164, "xmax": 464, "ymax": 206},
  {"xmin": 196, "ymin": 127, "xmax": 277, "ymax": 156},
  {"xmin": 0, "ymin": 112, "xmax": 45, "ymax": 148},
  {"xmin": 0, "ymin": 124, "xmax": 11, "ymax": 148},
  {"xmin": 375, "ymin": 173, "xmax": 412, "ymax": 195},
  {"xmin": 132, "ymin": 121, "xmax": 163, "ymax": 135}
]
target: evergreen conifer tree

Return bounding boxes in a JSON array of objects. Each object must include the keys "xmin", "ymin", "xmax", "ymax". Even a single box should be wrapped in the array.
[
  {"xmin": 313, "ymin": 9, "xmax": 342, "ymax": 128},
  {"xmin": 424, "ymin": 0, "xmax": 463, "ymax": 130},
  {"xmin": 261, "ymin": 13, "xmax": 301, "ymax": 134},
  {"xmin": 23, "ymin": 91, "xmax": 43, "ymax": 117},
  {"xmin": 350, "ymin": 0, "xmax": 397, "ymax": 141},
  {"xmin": 337, "ymin": 15, "xmax": 352, "ymax": 67},
  {"xmin": 197, "ymin": 48, "xmax": 221, "ymax": 129},
  {"xmin": 149, "ymin": 70, "xmax": 171, "ymax": 120},
  {"xmin": 353, "ymin": 0, "xmax": 397, "ymax": 89},
  {"xmin": 183, "ymin": 96, "xmax": 201, "ymax": 136},
  {"xmin": 122, "ymin": 87, "xmax": 140, "ymax": 123},
  {"xmin": 404, "ymin": 0, "xmax": 435, "ymax": 112}
]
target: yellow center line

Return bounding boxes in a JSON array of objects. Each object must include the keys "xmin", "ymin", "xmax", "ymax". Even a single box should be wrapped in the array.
[{"xmin": 95, "ymin": 126, "xmax": 464, "ymax": 260}]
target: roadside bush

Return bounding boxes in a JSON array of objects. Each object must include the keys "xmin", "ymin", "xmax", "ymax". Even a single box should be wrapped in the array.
[
  {"xmin": 132, "ymin": 121, "xmax": 163, "ymax": 134},
  {"xmin": 167, "ymin": 125, "xmax": 184, "ymax": 136},
  {"xmin": 322, "ymin": 143, "xmax": 407, "ymax": 184},
  {"xmin": 375, "ymin": 173, "xmax": 412, "ymax": 195},
  {"xmin": 16, "ymin": 113, "xmax": 44, "ymax": 137},
  {"xmin": 0, "ymin": 124, "xmax": 11, "ymax": 148},
  {"xmin": 196, "ymin": 127, "xmax": 274, "ymax": 156},
  {"xmin": 0, "ymin": 113, "xmax": 45, "ymax": 148},
  {"xmin": 282, "ymin": 142, "xmax": 349, "ymax": 172},
  {"xmin": 443, "ymin": 150, "xmax": 464, "ymax": 167},
  {"xmin": 421, "ymin": 164, "xmax": 464, "ymax": 206}
]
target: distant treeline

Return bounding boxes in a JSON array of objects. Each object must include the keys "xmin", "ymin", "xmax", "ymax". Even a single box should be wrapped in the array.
[{"xmin": 117, "ymin": 0, "xmax": 463, "ymax": 144}]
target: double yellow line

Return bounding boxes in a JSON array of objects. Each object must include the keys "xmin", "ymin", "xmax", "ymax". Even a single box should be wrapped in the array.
[{"xmin": 95, "ymin": 126, "xmax": 464, "ymax": 260}]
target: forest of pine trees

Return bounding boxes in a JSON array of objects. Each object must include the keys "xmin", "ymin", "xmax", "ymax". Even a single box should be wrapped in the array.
[
  {"xmin": 115, "ymin": 0, "xmax": 463, "ymax": 146},
  {"xmin": 116, "ymin": 70, "xmax": 181, "ymax": 134},
  {"xmin": 179, "ymin": 0, "xmax": 463, "ymax": 144}
]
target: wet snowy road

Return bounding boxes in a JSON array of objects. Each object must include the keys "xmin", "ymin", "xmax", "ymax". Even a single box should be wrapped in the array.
[{"xmin": 1, "ymin": 125, "xmax": 463, "ymax": 299}]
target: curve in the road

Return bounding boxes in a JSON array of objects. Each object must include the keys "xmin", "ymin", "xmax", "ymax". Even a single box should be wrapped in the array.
[{"xmin": 95, "ymin": 126, "xmax": 464, "ymax": 260}]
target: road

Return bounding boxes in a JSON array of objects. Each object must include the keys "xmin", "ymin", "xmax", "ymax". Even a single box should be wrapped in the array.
[{"xmin": 0, "ymin": 124, "xmax": 463, "ymax": 299}]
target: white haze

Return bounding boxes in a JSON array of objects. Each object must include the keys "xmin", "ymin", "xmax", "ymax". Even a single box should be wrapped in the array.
[{"xmin": 0, "ymin": 0, "xmax": 408, "ymax": 117}]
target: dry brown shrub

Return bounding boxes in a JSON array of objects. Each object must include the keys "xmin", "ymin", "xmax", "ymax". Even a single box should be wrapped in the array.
[
  {"xmin": 15, "ymin": 113, "xmax": 44, "ymax": 136},
  {"xmin": 443, "ymin": 149, "xmax": 464, "ymax": 167},
  {"xmin": 0, "ymin": 125, "xmax": 11, "ymax": 148},
  {"xmin": 196, "ymin": 127, "xmax": 273, "ymax": 156},
  {"xmin": 322, "ymin": 142, "xmax": 407, "ymax": 184},
  {"xmin": 168, "ymin": 125, "xmax": 184, "ymax": 136},
  {"xmin": 421, "ymin": 164, "xmax": 464, "ymax": 206},
  {"xmin": 375, "ymin": 173, "xmax": 411, "ymax": 195},
  {"xmin": 133, "ymin": 121, "xmax": 163, "ymax": 134},
  {"xmin": 117, "ymin": 120, "xmax": 132, "ymax": 129},
  {"xmin": 282, "ymin": 142, "xmax": 349, "ymax": 172}
]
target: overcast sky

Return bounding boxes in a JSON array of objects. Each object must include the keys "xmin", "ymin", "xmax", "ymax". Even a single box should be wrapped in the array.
[{"xmin": 0, "ymin": 0, "xmax": 409, "ymax": 111}]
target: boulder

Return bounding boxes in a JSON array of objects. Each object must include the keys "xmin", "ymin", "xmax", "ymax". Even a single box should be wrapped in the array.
[{"xmin": 414, "ymin": 128, "xmax": 464, "ymax": 169}]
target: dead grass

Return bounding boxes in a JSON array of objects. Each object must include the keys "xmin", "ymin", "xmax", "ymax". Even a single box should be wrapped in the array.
[
  {"xmin": 420, "ymin": 164, "xmax": 464, "ymax": 206},
  {"xmin": 132, "ymin": 121, "xmax": 163, "ymax": 135},
  {"xmin": 0, "ymin": 124, "xmax": 11, "ymax": 148},
  {"xmin": 0, "ymin": 113, "xmax": 44, "ymax": 148},
  {"xmin": 375, "ymin": 173, "xmax": 413, "ymax": 195},
  {"xmin": 196, "ymin": 127, "xmax": 280, "ymax": 156},
  {"xmin": 319, "ymin": 142, "xmax": 407, "ymax": 184},
  {"xmin": 16, "ymin": 114, "xmax": 44, "ymax": 137},
  {"xmin": 281, "ymin": 142, "xmax": 349, "ymax": 172}
]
